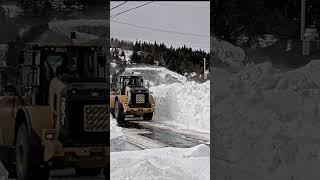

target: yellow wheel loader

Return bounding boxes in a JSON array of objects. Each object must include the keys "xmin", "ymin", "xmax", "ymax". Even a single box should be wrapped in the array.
[
  {"xmin": 0, "ymin": 42, "xmax": 109, "ymax": 180},
  {"xmin": 110, "ymin": 71, "xmax": 155, "ymax": 123}
]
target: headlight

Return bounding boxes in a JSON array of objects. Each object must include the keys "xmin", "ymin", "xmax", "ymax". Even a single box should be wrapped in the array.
[
  {"xmin": 71, "ymin": 88, "xmax": 77, "ymax": 95},
  {"xmin": 60, "ymin": 97, "xmax": 66, "ymax": 127},
  {"xmin": 45, "ymin": 132, "xmax": 55, "ymax": 140}
]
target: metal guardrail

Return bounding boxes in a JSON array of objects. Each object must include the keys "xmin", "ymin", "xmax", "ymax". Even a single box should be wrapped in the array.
[{"xmin": 0, "ymin": 161, "xmax": 8, "ymax": 180}]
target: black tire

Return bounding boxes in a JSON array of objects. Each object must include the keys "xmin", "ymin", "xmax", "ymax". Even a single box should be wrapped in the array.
[
  {"xmin": 15, "ymin": 123, "xmax": 49, "ymax": 180},
  {"xmin": 115, "ymin": 100, "xmax": 125, "ymax": 123},
  {"xmin": 143, "ymin": 113, "xmax": 153, "ymax": 120},
  {"xmin": 75, "ymin": 168, "xmax": 102, "ymax": 176}
]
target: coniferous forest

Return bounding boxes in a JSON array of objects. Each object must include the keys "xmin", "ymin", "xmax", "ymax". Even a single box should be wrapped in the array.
[{"xmin": 111, "ymin": 38, "xmax": 210, "ymax": 75}]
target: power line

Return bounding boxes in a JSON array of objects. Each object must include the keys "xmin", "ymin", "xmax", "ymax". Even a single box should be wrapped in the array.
[
  {"xmin": 110, "ymin": 1, "xmax": 128, "ymax": 11},
  {"xmin": 111, "ymin": 19, "xmax": 209, "ymax": 38},
  {"xmin": 111, "ymin": 1, "xmax": 154, "ymax": 18},
  {"xmin": 153, "ymin": 2, "xmax": 209, "ymax": 10}
]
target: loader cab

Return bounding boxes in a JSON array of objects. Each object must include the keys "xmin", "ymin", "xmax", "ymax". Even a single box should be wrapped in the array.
[
  {"xmin": 17, "ymin": 43, "xmax": 107, "ymax": 105},
  {"xmin": 116, "ymin": 75, "xmax": 143, "ymax": 95}
]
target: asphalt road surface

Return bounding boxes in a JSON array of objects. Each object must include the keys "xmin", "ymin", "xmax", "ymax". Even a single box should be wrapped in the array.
[{"xmin": 117, "ymin": 118, "xmax": 210, "ymax": 149}]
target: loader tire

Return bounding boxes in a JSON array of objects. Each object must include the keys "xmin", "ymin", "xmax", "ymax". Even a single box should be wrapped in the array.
[
  {"xmin": 115, "ymin": 100, "xmax": 125, "ymax": 124},
  {"xmin": 110, "ymin": 108, "xmax": 115, "ymax": 118},
  {"xmin": 15, "ymin": 123, "xmax": 49, "ymax": 180}
]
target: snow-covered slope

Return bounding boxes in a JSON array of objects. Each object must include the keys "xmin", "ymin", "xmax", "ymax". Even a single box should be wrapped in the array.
[
  {"xmin": 212, "ymin": 36, "xmax": 246, "ymax": 68},
  {"xmin": 110, "ymin": 48, "xmax": 133, "ymax": 65},
  {"xmin": 111, "ymin": 144, "xmax": 210, "ymax": 180},
  {"xmin": 48, "ymin": 19, "xmax": 108, "ymax": 44},
  {"xmin": 125, "ymin": 66, "xmax": 187, "ymax": 86},
  {"xmin": 215, "ymin": 60, "xmax": 320, "ymax": 179}
]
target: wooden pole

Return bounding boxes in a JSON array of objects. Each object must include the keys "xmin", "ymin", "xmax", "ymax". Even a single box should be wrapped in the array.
[{"xmin": 301, "ymin": 0, "xmax": 306, "ymax": 41}]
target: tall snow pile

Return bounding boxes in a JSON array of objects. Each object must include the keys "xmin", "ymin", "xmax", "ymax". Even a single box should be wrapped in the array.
[
  {"xmin": 215, "ymin": 60, "xmax": 320, "ymax": 179},
  {"xmin": 150, "ymin": 81, "xmax": 210, "ymax": 133},
  {"xmin": 212, "ymin": 36, "xmax": 246, "ymax": 68},
  {"xmin": 111, "ymin": 144, "xmax": 210, "ymax": 180},
  {"xmin": 125, "ymin": 66, "xmax": 187, "ymax": 87}
]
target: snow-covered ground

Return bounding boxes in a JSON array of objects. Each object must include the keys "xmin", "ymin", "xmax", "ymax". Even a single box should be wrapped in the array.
[
  {"xmin": 48, "ymin": 19, "xmax": 108, "ymax": 44},
  {"xmin": 212, "ymin": 36, "xmax": 246, "ymax": 68},
  {"xmin": 215, "ymin": 59, "xmax": 320, "ymax": 179},
  {"xmin": 110, "ymin": 114, "xmax": 210, "ymax": 179},
  {"xmin": 111, "ymin": 144, "xmax": 210, "ymax": 180}
]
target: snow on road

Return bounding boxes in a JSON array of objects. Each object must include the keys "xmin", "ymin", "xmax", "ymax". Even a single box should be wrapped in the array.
[{"xmin": 111, "ymin": 144, "xmax": 210, "ymax": 180}]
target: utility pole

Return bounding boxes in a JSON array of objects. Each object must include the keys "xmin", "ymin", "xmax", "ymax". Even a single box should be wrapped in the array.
[
  {"xmin": 203, "ymin": 58, "xmax": 207, "ymax": 79},
  {"xmin": 301, "ymin": 0, "xmax": 309, "ymax": 55},
  {"xmin": 301, "ymin": 0, "xmax": 306, "ymax": 41}
]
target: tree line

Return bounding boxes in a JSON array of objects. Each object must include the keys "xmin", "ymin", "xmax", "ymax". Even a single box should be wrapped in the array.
[{"xmin": 111, "ymin": 38, "xmax": 210, "ymax": 75}]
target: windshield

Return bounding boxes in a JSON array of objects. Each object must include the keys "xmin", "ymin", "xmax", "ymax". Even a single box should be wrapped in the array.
[
  {"xmin": 123, "ymin": 77, "xmax": 143, "ymax": 87},
  {"xmin": 46, "ymin": 48, "xmax": 106, "ymax": 79},
  {"xmin": 46, "ymin": 55, "xmax": 64, "ymax": 74}
]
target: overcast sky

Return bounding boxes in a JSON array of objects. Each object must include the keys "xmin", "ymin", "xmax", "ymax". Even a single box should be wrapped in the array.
[{"xmin": 110, "ymin": 1, "xmax": 210, "ymax": 52}]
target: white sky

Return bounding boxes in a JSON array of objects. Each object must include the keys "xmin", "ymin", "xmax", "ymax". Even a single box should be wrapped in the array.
[{"xmin": 110, "ymin": 1, "xmax": 210, "ymax": 52}]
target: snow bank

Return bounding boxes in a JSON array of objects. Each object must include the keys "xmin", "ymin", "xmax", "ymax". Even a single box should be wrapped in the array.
[
  {"xmin": 212, "ymin": 37, "xmax": 246, "ymax": 68},
  {"xmin": 110, "ymin": 116, "xmax": 126, "ymax": 152},
  {"xmin": 215, "ymin": 59, "xmax": 320, "ymax": 179},
  {"xmin": 125, "ymin": 66, "xmax": 187, "ymax": 86},
  {"xmin": 111, "ymin": 144, "xmax": 210, "ymax": 180},
  {"xmin": 150, "ymin": 81, "xmax": 210, "ymax": 133}
]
